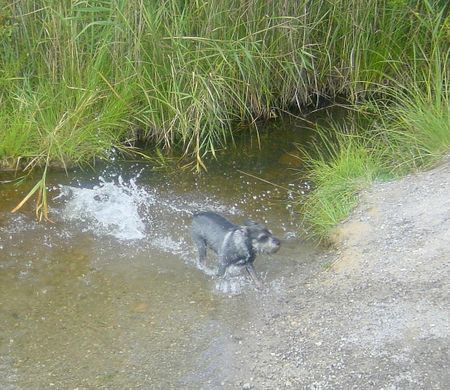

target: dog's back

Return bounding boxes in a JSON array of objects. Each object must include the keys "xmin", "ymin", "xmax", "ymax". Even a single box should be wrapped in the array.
[{"xmin": 192, "ymin": 212, "xmax": 236, "ymax": 253}]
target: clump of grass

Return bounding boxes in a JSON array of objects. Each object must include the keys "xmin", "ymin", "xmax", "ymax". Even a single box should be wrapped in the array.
[
  {"xmin": 300, "ymin": 70, "xmax": 449, "ymax": 240},
  {"xmin": 0, "ymin": 80, "xmax": 134, "ymax": 169},
  {"xmin": 11, "ymin": 164, "xmax": 50, "ymax": 221},
  {"xmin": 299, "ymin": 122, "xmax": 389, "ymax": 240},
  {"xmin": 375, "ymin": 14, "xmax": 450, "ymax": 173},
  {"xmin": 375, "ymin": 91, "xmax": 449, "ymax": 174},
  {"xmin": 0, "ymin": 1, "xmax": 138, "ymax": 170}
]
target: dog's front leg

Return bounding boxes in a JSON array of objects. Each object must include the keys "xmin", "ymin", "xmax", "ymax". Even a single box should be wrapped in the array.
[
  {"xmin": 216, "ymin": 259, "xmax": 228, "ymax": 277},
  {"xmin": 245, "ymin": 263, "xmax": 263, "ymax": 289}
]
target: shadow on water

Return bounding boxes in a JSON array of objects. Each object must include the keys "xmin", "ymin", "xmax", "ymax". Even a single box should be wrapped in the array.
[{"xmin": 0, "ymin": 110, "xmax": 341, "ymax": 388}]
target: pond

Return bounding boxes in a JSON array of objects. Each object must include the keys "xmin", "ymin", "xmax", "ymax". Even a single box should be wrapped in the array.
[{"xmin": 0, "ymin": 109, "xmax": 336, "ymax": 388}]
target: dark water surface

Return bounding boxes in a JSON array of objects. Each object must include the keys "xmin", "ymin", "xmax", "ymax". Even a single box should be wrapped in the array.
[{"xmin": 0, "ymin": 113, "xmax": 332, "ymax": 388}]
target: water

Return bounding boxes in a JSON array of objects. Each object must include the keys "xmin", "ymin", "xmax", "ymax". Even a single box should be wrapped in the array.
[{"xmin": 0, "ymin": 114, "xmax": 328, "ymax": 388}]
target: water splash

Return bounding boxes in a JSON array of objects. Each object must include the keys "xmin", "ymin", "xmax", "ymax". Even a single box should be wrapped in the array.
[
  {"xmin": 57, "ymin": 176, "xmax": 154, "ymax": 240},
  {"xmin": 215, "ymin": 276, "xmax": 250, "ymax": 295},
  {"xmin": 211, "ymin": 265, "xmax": 267, "ymax": 295},
  {"xmin": 55, "ymin": 174, "xmax": 238, "ymax": 258}
]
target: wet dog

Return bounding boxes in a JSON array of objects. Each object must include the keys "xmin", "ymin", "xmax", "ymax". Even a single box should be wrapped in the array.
[{"xmin": 191, "ymin": 212, "xmax": 281, "ymax": 288}]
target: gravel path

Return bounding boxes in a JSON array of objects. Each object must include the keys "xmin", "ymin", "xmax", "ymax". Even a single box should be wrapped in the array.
[{"xmin": 233, "ymin": 159, "xmax": 450, "ymax": 389}]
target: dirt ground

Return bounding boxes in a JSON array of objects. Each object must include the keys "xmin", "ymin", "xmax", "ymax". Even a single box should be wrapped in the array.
[{"xmin": 231, "ymin": 159, "xmax": 450, "ymax": 389}]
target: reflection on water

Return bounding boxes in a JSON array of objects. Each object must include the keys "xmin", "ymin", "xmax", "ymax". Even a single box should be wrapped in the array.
[{"xmin": 0, "ymin": 114, "xmax": 326, "ymax": 387}]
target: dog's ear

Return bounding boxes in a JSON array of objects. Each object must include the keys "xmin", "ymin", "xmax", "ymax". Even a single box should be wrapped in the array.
[
  {"xmin": 233, "ymin": 226, "xmax": 250, "ymax": 246},
  {"xmin": 238, "ymin": 226, "xmax": 249, "ymax": 235},
  {"xmin": 233, "ymin": 226, "xmax": 250, "ymax": 242}
]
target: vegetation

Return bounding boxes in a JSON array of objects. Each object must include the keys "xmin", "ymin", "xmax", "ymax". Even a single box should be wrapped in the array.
[
  {"xmin": 299, "ymin": 2, "xmax": 449, "ymax": 239},
  {"xmin": 300, "ymin": 122, "xmax": 390, "ymax": 239},
  {"xmin": 0, "ymin": 1, "xmax": 448, "ymax": 225}
]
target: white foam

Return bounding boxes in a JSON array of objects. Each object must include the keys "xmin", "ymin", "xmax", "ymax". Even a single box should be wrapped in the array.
[
  {"xmin": 215, "ymin": 277, "xmax": 249, "ymax": 295},
  {"xmin": 58, "ymin": 176, "xmax": 154, "ymax": 241}
]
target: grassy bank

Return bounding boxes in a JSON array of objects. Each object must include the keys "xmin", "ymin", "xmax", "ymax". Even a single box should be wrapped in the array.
[
  {"xmin": 0, "ymin": 1, "xmax": 448, "ymax": 224},
  {"xmin": 299, "ymin": 2, "xmax": 449, "ymax": 239}
]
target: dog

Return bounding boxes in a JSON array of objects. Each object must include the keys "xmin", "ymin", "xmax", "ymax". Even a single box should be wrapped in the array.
[{"xmin": 191, "ymin": 212, "xmax": 281, "ymax": 288}]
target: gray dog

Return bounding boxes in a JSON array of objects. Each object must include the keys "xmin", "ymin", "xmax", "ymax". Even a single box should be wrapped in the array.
[{"xmin": 191, "ymin": 212, "xmax": 281, "ymax": 288}]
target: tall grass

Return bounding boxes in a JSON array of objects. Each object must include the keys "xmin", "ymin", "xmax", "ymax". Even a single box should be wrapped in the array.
[
  {"xmin": 299, "ymin": 121, "xmax": 390, "ymax": 239},
  {"xmin": 375, "ymin": 3, "xmax": 450, "ymax": 172},
  {"xmin": 299, "ymin": 1, "xmax": 449, "ymax": 240},
  {"xmin": 0, "ymin": 1, "xmax": 137, "ymax": 171},
  {"xmin": 2, "ymin": 0, "xmax": 444, "ymax": 170},
  {"xmin": 0, "ymin": 0, "xmax": 314, "ymax": 170}
]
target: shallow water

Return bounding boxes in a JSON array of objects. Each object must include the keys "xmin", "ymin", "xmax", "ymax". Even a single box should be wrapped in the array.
[{"xmin": 0, "ymin": 113, "xmax": 329, "ymax": 388}]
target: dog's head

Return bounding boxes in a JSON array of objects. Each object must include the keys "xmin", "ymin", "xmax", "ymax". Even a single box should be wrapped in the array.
[{"xmin": 243, "ymin": 220, "xmax": 281, "ymax": 255}]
